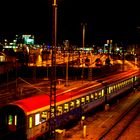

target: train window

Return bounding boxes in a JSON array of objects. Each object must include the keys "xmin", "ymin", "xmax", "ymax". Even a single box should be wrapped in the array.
[
  {"xmin": 114, "ymin": 85, "xmax": 116, "ymax": 91},
  {"xmin": 56, "ymin": 106, "xmax": 63, "ymax": 116},
  {"xmin": 113, "ymin": 85, "xmax": 115, "ymax": 90},
  {"xmin": 128, "ymin": 80, "xmax": 130, "ymax": 84},
  {"xmin": 128, "ymin": 80, "xmax": 129, "ymax": 84},
  {"xmin": 98, "ymin": 91, "xmax": 102, "ymax": 98},
  {"xmin": 122, "ymin": 82, "xmax": 124, "ymax": 87},
  {"xmin": 111, "ymin": 86, "xmax": 113, "ymax": 93},
  {"xmin": 102, "ymin": 89, "xmax": 104, "ymax": 96},
  {"xmin": 125, "ymin": 81, "xmax": 127, "ymax": 85},
  {"xmin": 125, "ymin": 80, "xmax": 127, "ymax": 85},
  {"xmin": 70, "ymin": 101, "xmax": 75, "ymax": 110},
  {"xmin": 117, "ymin": 84, "xmax": 119, "ymax": 88},
  {"xmin": 125, "ymin": 80, "xmax": 127, "ymax": 84},
  {"xmin": 29, "ymin": 116, "xmax": 33, "ymax": 128},
  {"xmin": 119, "ymin": 83, "xmax": 121, "ymax": 88},
  {"xmin": 115, "ymin": 84, "xmax": 118, "ymax": 90},
  {"xmin": 64, "ymin": 103, "xmax": 69, "ymax": 113},
  {"xmin": 117, "ymin": 84, "xmax": 120, "ymax": 89},
  {"xmin": 76, "ymin": 99, "xmax": 80, "ymax": 107},
  {"xmin": 116, "ymin": 84, "xmax": 119, "ymax": 89},
  {"xmin": 118, "ymin": 83, "xmax": 120, "ymax": 88},
  {"xmin": 126, "ymin": 80, "xmax": 128, "ymax": 84},
  {"xmin": 86, "ymin": 95, "xmax": 90, "ymax": 103},
  {"xmin": 95, "ymin": 93, "xmax": 98, "ymax": 99},
  {"xmin": 81, "ymin": 97, "xmax": 85, "ymax": 104},
  {"xmin": 41, "ymin": 111, "xmax": 49, "ymax": 122},
  {"xmin": 8, "ymin": 115, "xmax": 13, "ymax": 125},
  {"xmin": 126, "ymin": 79, "xmax": 128, "ymax": 83},
  {"xmin": 8, "ymin": 115, "xmax": 17, "ymax": 126},
  {"xmin": 35, "ymin": 113, "xmax": 40, "ymax": 126},
  {"xmin": 14, "ymin": 115, "xmax": 17, "ymax": 125},
  {"xmin": 90, "ymin": 94, "xmax": 94, "ymax": 101},
  {"xmin": 109, "ymin": 87, "xmax": 111, "ymax": 94}
]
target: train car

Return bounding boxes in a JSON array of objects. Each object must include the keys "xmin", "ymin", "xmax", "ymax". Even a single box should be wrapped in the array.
[{"xmin": 0, "ymin": 71, "xmax": 140, "ymax": 140}]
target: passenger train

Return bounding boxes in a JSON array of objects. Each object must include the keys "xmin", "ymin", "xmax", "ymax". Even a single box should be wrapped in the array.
[{"xmin": 0, "ymin": 70, "xmax": 140, "ymax": 140}]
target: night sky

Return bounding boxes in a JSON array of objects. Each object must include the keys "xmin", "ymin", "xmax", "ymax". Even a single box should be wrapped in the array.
[{"xmin": 0, "ymin": 0, "xmax": 140, "ymax": 45}]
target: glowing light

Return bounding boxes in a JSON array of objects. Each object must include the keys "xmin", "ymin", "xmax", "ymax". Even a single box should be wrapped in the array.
[{"xmin": 116, "ymin": 48, "xmax": 120, "ymax": 51}]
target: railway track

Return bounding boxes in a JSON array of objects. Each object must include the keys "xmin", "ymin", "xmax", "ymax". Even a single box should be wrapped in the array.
[
  {"xmin": 0, "ymin": 78, "xmax": 49, "ymax": 107},
  {"xmin": 98, "ymin": 98, "xmax": 140, "ymax": 140}
]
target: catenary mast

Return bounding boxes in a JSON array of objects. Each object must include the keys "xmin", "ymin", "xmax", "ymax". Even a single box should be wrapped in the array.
[{"xmin": 49, "ymin": 0, "xmax": 57, "ymax": 139}]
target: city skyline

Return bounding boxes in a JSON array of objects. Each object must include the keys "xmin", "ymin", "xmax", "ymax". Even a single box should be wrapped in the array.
[{"xmin": 0, "ymin": 0, "xmax": 140, "ymax": 45}]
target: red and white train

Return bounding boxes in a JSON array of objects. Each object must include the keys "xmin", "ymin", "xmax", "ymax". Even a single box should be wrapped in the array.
[{"xmin": 0, "ymin": 70, "xmax": 140, "ymax": 140}]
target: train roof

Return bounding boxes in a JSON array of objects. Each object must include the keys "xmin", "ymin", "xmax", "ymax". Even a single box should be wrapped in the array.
[
  {"xmin": 11, "ymin": 94, "xmax": 50, "ymax": 113},
  {"xmin": 10, "ymin": 82, "xmax": 102, "ymax": 114}
]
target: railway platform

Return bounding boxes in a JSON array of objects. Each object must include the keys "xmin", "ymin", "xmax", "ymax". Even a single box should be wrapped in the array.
[{"xmin": 61, "ymin": 89, "xmax": 140, "ymax": 140}]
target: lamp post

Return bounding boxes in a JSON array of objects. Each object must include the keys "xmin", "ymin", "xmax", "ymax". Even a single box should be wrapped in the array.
[{"xmin": 49, "ymin": 0, "xmax": 57, "ymax": 139}]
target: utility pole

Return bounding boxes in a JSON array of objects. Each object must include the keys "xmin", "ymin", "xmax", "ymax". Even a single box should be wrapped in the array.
[
  {"xmin": 81, "ymin": 23, "xmax": 86, "ymax": 83},
  {"xmin": 65, "ymin": 53, "xmax": 69, "ymax": 86},
  {"xmin": 49, "ymin": 0, "xmax": 57, "ymax": 139},
  {"xmin": 64, "ymin": 40, "xmax": 69, "ymax": 86},
  {"xmin": 122, "ymin": 44, "xmax": 125, "ymax": 71},
  {"xmin": 107, "ymin": 40, "xmax": 110, "ymax": 57}
]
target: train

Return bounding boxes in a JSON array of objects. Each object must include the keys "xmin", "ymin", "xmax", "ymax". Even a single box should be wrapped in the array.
[{"xmin": 0, "ymin": 70, "xmax": 140, "ymax": 140}]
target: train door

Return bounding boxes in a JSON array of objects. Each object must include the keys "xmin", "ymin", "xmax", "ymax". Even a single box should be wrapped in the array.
[
  {"xmin": 0, "ymin": 105, "xmax": 27, "ymax": 140},
  {"xmin": 7, "ymin": 111, "xmax": 26, "ymax": 140},
  {"xmin": 7, "ymin": 114, "xmax": 17, "ymax": 131}
]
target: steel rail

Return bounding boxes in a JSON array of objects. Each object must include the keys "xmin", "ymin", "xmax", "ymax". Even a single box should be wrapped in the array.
[{"xmin": 98, "ymin": 97, "xmax": 140, "ymax": 140}]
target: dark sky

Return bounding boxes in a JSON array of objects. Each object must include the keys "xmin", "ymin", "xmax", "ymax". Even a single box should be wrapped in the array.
[{"xmin": 0, "ymin": 0, "xmax": 140, "ymax": 45}]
